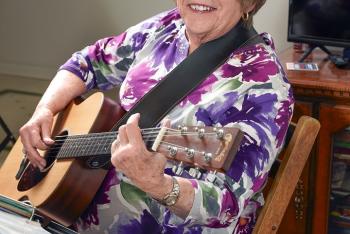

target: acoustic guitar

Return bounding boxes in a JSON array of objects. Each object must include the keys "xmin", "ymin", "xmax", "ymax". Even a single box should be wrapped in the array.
[{"xmin": 0, "ymin": 92, "xmax": 243, "ymax": 226}]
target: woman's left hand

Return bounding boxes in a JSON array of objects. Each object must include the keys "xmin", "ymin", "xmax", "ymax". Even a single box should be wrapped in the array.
[{"xmin": 111, "ymin": 113, "xmax": 172, "ymax": 197}]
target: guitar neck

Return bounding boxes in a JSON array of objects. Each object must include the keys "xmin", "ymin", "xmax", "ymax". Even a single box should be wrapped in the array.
[
  {"xmin": 46, "ymin": 125, "xmax": 242, "ymax": 173},
  {"xmin": 54, "ymin": 129, "xmax": 157, "ymax": 159}
]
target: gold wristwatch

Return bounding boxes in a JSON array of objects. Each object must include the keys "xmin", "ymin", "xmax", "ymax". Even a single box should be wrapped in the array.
[{"xmin": 160, "ymin": 177, "xmax": 180, "ymax": 206}]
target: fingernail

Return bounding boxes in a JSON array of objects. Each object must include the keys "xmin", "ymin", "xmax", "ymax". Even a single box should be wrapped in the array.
[
  {"xmin": 127, "ymin": 113, "xmax": 140, "ymax": 123},
  {"xmin": 44, "ymin": 137, "xmax": 54, "ymax": 144}
]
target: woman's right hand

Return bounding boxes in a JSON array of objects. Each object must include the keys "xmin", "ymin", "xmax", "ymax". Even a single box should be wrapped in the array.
[
  {"xmin": 19, "ymin": 106, "xmax": 55, "ymax": 170},
  {"xmin": 18, "ymin": 70, "xmax": 87, "ymax": 170}
]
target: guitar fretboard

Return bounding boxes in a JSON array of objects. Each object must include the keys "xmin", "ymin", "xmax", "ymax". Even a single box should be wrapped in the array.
[
  {"xmin": 54, "ymin": 130, "xmax": 155, "ymax": 159},
  {"xmin": 56, "ymin": 132, "xmax": 116, "ymax": 158}
]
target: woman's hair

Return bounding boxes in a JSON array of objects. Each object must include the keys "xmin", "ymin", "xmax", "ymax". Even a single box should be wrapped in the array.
[{"xmin": 240, "ymin": 0, "xmax": 266, "ymax": 27}]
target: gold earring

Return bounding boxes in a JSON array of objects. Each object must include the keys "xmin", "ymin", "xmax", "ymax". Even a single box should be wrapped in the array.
[{"xmin": 242, "ymin": 12, "xmax": 249, "ymax": 21}]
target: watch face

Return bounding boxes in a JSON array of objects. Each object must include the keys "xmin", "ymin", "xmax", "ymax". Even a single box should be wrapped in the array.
[{"xmin": 164, "ymin": 194, "xmax": 178, "ymax": 206}]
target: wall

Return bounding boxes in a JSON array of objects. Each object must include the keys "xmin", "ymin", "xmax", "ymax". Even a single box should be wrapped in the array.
[
  {"xmin": 0, "ymin": 0, "xmax": 290, "ymax": 79},
  {"xmin": 254, "ymin": 0, "xmax": 291, "ymax": 52}
]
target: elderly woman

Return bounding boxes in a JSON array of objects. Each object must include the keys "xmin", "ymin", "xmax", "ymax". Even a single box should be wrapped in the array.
[{"xmin": 20, "ymin": 0, "xmax": 294, "ymax": 233}]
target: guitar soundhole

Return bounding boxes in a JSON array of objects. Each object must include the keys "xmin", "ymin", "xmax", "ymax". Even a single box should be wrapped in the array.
[{"xmin": 17, "ymin": 131, "xmax": 68, "ymax": 191}]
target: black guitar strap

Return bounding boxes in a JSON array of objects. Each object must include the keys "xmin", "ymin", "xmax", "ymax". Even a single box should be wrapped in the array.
[
  {"xmin": 84, "ymin": 21, "xmax": 265, "ymax": 169},
  {"xmin": 87, "ymin": 21, "xmax": 263, "ymax": 169},
  {"xmin": 111, "ymin": 20, "xmax": 263, "ymax": 130}
]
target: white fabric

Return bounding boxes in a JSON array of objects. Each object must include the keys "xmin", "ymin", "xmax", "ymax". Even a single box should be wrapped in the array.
[{"xmin": 0, "ymin": 210, "xmax": 49, "ymax": 234}]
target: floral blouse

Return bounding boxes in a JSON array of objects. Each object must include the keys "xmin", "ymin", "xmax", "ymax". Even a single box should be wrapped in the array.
[{"xmin": 60, "ymin": 8, "xmax": 294, "ymax": 234}]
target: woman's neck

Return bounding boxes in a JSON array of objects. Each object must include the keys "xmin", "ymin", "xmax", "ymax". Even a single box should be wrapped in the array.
[
  {"xmin": 186, "ymin": 31, "xmax": 207, "ymax": 54},
  {"xmin": 185, "ymin": 23, "xmax": 237, "ymax": 54}
]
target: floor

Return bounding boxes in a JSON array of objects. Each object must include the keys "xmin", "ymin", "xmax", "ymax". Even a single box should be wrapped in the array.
[{"xmin": 0, "ymin": 74, "xmax": 49, "ymax": 165}]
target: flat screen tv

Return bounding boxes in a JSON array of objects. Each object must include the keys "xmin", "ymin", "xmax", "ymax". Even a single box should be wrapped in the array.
[{"xmin": 288, "ymin": 0, "xmax": 350, "ymax": 62}]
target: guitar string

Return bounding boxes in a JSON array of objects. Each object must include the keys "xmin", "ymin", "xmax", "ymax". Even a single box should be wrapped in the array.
[
  {"xmin": 45, "ymin": 140, "xmax": 212, "ymax": 159},
  {"xmin": 51, "ymin": 126, "xmax": 217, "ymax": 140},
  {"xmin": 44, "ymin": 131, "xmax": 219, "ymax": 153},
  {"xmin": 47, "ymin": 130, "xmax": 217, "ymax": 145},
  {"xmin": 54, "ymin": 141, "xmax": 206, "ymax": 159},
  {"xmin": 51, "ymin": 131, "xmax": 216, "ymax": 143},
  {"xmin": 51, "ymin": 129, "xmax": 178, "ymax": 142},
  {"xmin": 25, "ymin": 125, "xmax": 223, "ymax": 159},
  {"xmin": 51, "ymin": 127, "xmax": 174, "ymax": 139},
  {"xmin": 41, "ymin": 131, "xmax": 221, "ymax": 158}
]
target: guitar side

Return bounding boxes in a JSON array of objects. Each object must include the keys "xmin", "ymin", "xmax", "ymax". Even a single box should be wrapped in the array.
[{"xmin": 0, "ymin": 92, "xmax": 125, "ymax": 226}]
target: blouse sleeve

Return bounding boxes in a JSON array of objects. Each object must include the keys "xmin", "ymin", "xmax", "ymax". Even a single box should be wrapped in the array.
[
  {"xmin": 58, "ymin": 13, "xmax": 164, "ymax": 91},
  {"xmin": 183, "ymin": 47, "xmax": 295, "ymax": 227}
]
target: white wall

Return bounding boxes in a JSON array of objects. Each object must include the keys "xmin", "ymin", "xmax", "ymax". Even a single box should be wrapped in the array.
[
  {"xmin": 0, "ymin": 0, "xmax": 290, "ymax": 79},
  {"xmin": 254, "ymin": 0, "xmax": 291, "ymax": 52}
]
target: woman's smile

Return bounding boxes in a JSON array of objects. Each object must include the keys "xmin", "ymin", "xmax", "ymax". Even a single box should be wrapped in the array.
[
  {"xmin": 177, "ymin": 0, "xmax": 243, "ymax": 51},
  {"xmin": 188, "ymin": 3, "xmax": 217, "ymax": 13}
]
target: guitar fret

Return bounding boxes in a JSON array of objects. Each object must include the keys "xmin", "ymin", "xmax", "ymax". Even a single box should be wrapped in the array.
[
  {"xmin": 80, "ymin": 136, "xmax": 88, "ymax": 156},
  {"xmin": 72, "ymin": 136, "xmax": 82, "ymax": 156},
  {"xmin": 56, "ymin": 130, "xmax": 161, "ymax": 159},
  {"xmin": 100, "ymin": 135, "xmax": 110, "ymax": 155},
  {"xmin": 95, "ymin": 136, "xmax": 103, "ymax": 155},
  {"xmin": 84, "ymin": 136, "xmax": 92, "ymax": 156},
  {"xmin": 55, "ymin": 130, "xmax": 157, "ymax": 159},
  {"xmin": 57, "ymin": 137, "xmax": 69, "ymax": 159},
  {"xmin": 92, "ymin": 135, "xmax": 100, "ymax": 156},
  {"xmin": 55, "ymin": 133, "xmax": 117, "ymax": 158},
  {"xmin": 96, "ymin": 133, "xmax": 108, "ymax": 155},
  {"xmin": 64, "ymin": 137, "xmax": 74, "ymax": 158},
  {"xmin": 90, "ymin": 135, "xmax": 100, "ymax": 155},
  {"xmin": 82, "ymin": 137, "xmax": 90, "ymax": 156}
]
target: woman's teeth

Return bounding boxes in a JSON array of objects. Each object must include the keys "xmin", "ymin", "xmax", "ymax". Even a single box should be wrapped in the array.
[{"xmin": 189, "ymin": 4, "xmax": 215, "ymax": 12}]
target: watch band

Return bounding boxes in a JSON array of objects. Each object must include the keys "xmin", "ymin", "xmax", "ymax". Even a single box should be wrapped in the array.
[{"xmin": 160, "ymin": 177, "xmax": 180, "ymax": 207}]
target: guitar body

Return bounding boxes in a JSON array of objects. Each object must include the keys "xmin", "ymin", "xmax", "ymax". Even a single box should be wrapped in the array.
[{"xmin": 0, "ymin": 92, "xmax": 125, "ymax": 226}]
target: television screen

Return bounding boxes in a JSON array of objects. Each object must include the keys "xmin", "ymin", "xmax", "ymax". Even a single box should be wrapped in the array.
[{"xmin": 288, "ymin": 0, "xmax": 350, "ymax": 48}]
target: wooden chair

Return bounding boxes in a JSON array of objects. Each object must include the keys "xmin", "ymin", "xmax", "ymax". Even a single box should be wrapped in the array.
[{"xmin": 253, "ymin": 115, "xmax": 320, "ymax": 234}]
